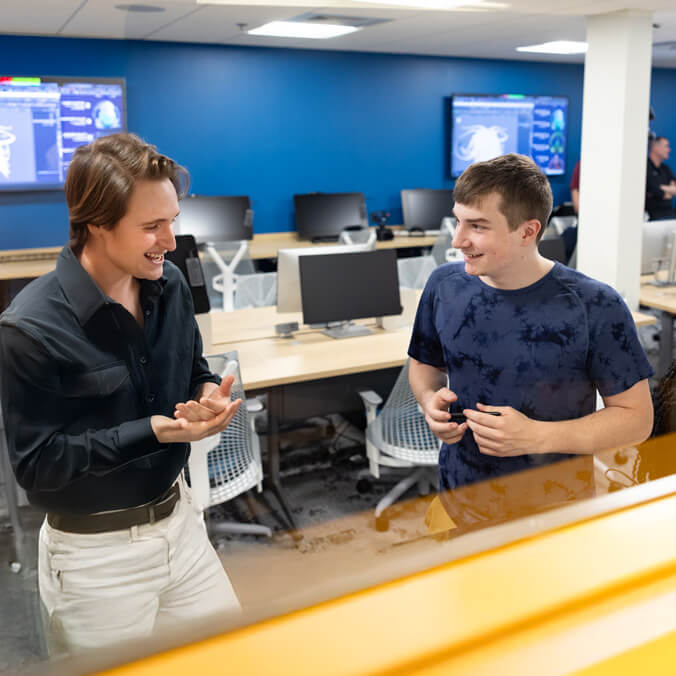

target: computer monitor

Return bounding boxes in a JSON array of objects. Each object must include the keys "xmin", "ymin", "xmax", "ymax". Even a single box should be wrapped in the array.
[
  {"xmin": 642, "ymin": 219, "xmax": 676, "ymax": 275},
  {"xmin": 276, "ymin": 243, "xmax": 373, "ymax": 313},
  {"xmin": 293, "ymin": 192, "xmax": 368, "ymax": 241},
  {"xmin": 0, "ymin": 76, "xmax": 126, "ymax": 191},
  {"xmin": 401, "ymin": 189, "xmax": 454, "ymax": 230},
  {"xmin": 450, "ymin": 94, "xmax": 568, "ymax": 178},
  {"xmin": 299, "ymin": 250, "xmax": 402, "ymax": 338},
  {"xmin": 175, "ymin": 195, "xmax": 253, "ymax": 245},
  {"xmin": 165, "ymin": 234, "xmax": 210, "ymax": 314}
]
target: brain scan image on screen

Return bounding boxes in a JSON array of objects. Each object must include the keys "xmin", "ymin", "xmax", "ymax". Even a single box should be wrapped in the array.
[
  {"xmin": 93, "ymin": 100, "xmax": 122, "ymax": 130},
  {"xmin": 0, "ymin": 128, "xmax": 17, "ymax": 179},
  {"xmin": 454, "ymin": 125, "xmax": 509, "ymax": 165}
]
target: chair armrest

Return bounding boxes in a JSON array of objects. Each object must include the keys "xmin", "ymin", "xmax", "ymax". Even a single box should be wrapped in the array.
[
  {"xmin": 358, "ymin": 390, "xmax": 382, "ymax": 425},
  {"xmin": 358, "ymin": 390, "xmax": 382, "ymax": 407},
  {"xmin": 246, "ymin": 397, "xmax": 264, "ymax": 414}
]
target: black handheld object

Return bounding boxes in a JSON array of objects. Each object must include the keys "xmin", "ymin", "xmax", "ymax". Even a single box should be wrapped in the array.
[{"xmin": 449, "ymin": 410, "xmax": 501, "ymax": 423}]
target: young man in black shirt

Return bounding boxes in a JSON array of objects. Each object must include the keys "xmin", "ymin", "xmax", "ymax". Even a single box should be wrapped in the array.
[
  {"xmin": 0, "ymin": 133, "xmax": 242, "ymax": 653},
  {"xmin": 646, "ymin": 136, "xmax": 676, "ymax": 220}
]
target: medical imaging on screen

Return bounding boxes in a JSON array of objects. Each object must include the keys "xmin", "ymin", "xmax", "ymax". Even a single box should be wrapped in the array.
[
  {"xmin": 451, "ymin": 94, "xmax": 568, "ymax": 178},
  {"xmin": 0, "ymin": 78, "xmax": 124, "ymax": 191}
]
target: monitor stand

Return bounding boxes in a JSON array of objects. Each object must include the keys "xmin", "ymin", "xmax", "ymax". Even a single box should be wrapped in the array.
[{"xmin": 321, "ymin": 322, "xmax": 373, "ymax": 339}]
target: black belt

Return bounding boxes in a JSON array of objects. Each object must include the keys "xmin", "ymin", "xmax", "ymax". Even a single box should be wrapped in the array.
[{"xmin": 47, "ymin": 483, "xmax": 180, "ymax": 534}]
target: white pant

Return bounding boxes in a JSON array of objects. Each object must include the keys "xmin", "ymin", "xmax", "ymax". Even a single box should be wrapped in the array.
[{"xmin": 38, "ymin": 477, "xmax": 240, "ymax": 654}]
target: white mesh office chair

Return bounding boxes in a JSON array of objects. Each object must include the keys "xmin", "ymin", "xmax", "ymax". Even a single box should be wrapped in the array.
[
  {"xmin": 208, "ymin": 242, "xmax": 257, "ymax": 311},
  {"xmin": 358, "ymin": 359, "xmax": 441, "ymax": 531},
  {"xmin": 397, "ymin": 256, "xmax": 437, "ymax": 290},
  {"xmin": 548, "ymin": 215, "xmax": 578, "ymax": 236},
  {"xmin": 430, "ymin": 223, "xmax": 461, "ymax": 266},
  {"xmin": 233, "ymin": 272, "xmax": 277, "ymax": 309},
  {"xmin": 338, "ymin": 227, "xmax": 377, "ymax": 248},
  {"xmin": 187, "ymin": 352, "xmax": 272, "ymax": 538}
]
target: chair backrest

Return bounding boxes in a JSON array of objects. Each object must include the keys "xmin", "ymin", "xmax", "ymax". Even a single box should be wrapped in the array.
[
  {"xmin": 546, "ymin": 216, "xmax": 577, "ymax": 238},
  {"xmin": 338, "ymin": 228, "xmax": 377, "ymax": 249},
  {"xmin": 234, "ymin": 272, "xmax": 278, "ymax": 309},
  {"xmin": 187, "ymin": 352, "xmax": 262, "ymax": 511},
  {"xmin": 430, "ymin": 229, "xmax": 455, "ymax": 267},
  {"xmin": 397, "ymin": 255, "xmax": 437, "ymax": 290},
  {"xmin": 370, "ymin": 359, "xmax": 440, "ymax": 465}
]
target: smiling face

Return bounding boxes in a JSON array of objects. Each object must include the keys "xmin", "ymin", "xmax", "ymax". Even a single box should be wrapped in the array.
[
  {"xmin": 452, "ymin": 192, "xmax": 540, "ymax": 286},
  {"xmin": 89, "ymin": 178, "xmax": 178, "ymax": 282}
]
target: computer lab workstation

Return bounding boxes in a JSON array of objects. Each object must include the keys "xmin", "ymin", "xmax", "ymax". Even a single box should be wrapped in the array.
[{"xmin": 3, "ymin": 25, "xmax": 676, "ymax": 673}]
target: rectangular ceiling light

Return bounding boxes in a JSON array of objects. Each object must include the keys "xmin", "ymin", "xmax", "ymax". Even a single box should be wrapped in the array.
[
  {"xmin": 517, "ymin": 40, "xmax": 587, "ymax": 54},
  {"xmin": 351, "ymin": 0, "xmax": 507, "ymax": 8},
  {"xmin": 248, "ymin": 21, "xmax": 360, "ymax": 39}
]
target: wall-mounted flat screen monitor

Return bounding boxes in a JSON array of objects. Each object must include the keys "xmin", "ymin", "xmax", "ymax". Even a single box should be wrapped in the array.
[
  {"xmin": 175, "ymin": 195, "xmax": 253, "ymax": 245},
  {"xmin": 0, "ymin": 76, "xmax": 126, "ymax": 191},
  {"xmin": 293, "ymin": 192, "xmax": 367, "ymax": 242},
  {"xmin": 401, "ymin": 188, "xmax": 454, "ymax": 230},
  {"xmin": 277, "ymin": 242, "xmax": 373, "ymax": 313},
  {"xmin": 299, "ymin": 249, "xmax": 401, "ymax": 326},
  {"xmin": 450, "ymin": 94, "xmax": 568, "ymax": 178}
]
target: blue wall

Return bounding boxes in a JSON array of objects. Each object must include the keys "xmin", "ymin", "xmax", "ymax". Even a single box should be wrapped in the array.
[{"xmin": 0, "ymin": 35, "xmax": 673, "ymax": 249}]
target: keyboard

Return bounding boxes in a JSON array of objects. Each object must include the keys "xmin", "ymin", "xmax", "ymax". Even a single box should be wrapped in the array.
[{"xmin": 0, "ymin": 249, "xmax": 60, "ymax": 263}]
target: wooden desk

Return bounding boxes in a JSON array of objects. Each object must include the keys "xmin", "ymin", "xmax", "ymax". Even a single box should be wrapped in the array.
[
  {"xmin": 247, "ymin": 230, "xmax": 438, "ymax": 260},
  {"xmin": 640, "ymin": 273, "xmax": 676, "ymax": 377},
  {"xmin": 0, "ymin": 231, "xmax": 438, "ymax": 279}
]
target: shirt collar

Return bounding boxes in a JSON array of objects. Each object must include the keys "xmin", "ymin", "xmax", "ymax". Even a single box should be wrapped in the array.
[{"xmin": 56, "ymin": 246, "xmax": 168, "ymax": 327}]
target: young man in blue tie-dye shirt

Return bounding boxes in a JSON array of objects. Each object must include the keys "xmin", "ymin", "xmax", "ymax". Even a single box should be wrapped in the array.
[{"xmin": 408, "ymin": 154, "xmax": 654, "ymax": 520}]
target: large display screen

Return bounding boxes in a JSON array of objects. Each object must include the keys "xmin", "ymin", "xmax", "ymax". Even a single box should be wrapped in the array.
[
  {"xmin": 450, "ymin": 94, "xmax": 568, "ymax": 178},
  {"xmin": 0, "ymin": 76, "xmax": 125, "ymax": 191}
]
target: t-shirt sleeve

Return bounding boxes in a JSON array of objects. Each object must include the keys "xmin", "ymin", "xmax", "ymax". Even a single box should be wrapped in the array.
[
  {"xmin": 408, "ymin": 272, "xmax": 445, "ymax": 368},
  {"xmin": 586, "ymin": 289, "xmax": 654, "ymax": 397}
]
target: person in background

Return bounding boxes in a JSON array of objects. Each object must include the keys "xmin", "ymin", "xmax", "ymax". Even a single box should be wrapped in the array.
[
  {"xmin": 0, "ymin": 133, "xmax": 242, "ymax": 654},
  {"xmin": 408, "ymin": 153, "xmax": 654, "ymax": 529},
  {"xmin": 646, "ymin": 136, "xmax": 676, "ymax": 220}
]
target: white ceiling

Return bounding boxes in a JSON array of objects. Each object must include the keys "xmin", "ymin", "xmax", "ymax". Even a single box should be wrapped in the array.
[{"xmin": 1, "ymin": 0, "xmax": 676, "ymax": 67}]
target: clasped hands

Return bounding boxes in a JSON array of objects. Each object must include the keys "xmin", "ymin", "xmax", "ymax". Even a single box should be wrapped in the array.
[
  {"xmin": 421, "ymin": 387, "xmax": 541, "ymax": 457},
  {"xmin": 150, "ymin": 376, "xmax": 242, "ymax": 444}
]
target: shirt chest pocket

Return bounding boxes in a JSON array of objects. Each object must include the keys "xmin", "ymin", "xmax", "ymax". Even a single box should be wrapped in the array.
[{"xmin": 59, "ymin": 362, "xmax": 131, "ymax": 399}]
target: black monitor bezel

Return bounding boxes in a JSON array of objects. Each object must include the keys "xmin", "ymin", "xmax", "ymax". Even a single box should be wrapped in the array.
[
  {"xmin": 177, "ymin": 194, "xmax": 253, "ymax": 244},
  {"xmin": 298, "ymin": 249, "xmax": 402, "ymax": 325},
  {"xmin": 401, "ymin": 188, "xmax": 455, "ymax": 230},
  {"xmin": 293, "ymin": 191, "xmax": 367, "ymax": 240}
]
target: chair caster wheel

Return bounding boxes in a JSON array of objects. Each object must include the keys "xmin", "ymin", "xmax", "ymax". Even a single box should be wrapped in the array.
[
  {"xmin": 356, "ymin": 479, "xmax": 372, "ymax": 494},
  {"xmin": 375, "ymin": 515, "xmax": 389, "ymax": 532}
]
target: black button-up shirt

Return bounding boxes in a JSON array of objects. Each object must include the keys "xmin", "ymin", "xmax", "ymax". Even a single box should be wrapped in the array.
[
  {"xmin": 0, "ymin": 246, "xmax": 219, "ymax": 514},
  {"xmin": 646, "ymin": 158, "xmax": 676, "ymax": 219}
]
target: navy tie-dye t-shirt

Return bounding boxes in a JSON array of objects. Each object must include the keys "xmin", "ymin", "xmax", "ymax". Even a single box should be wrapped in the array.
[{"xmin": 408, "ymin": 262, "xmax": 654, "ymax": 489}]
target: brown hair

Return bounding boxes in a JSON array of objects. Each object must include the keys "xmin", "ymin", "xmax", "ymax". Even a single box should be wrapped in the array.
[
  {"xmin": 452, "ymin": 153, "xmax": 553, "ymax": 242},
  {"xmin": 65, "ymin": 133, "xmax": 189, "ymax": 255}
]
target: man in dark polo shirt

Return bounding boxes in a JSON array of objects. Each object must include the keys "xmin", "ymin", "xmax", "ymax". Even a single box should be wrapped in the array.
[
  {"xmin": 646, "ymin": 136, "xmax": 676, "ymax": 220},
  {"xmin": 0, "ymin": 133, "xmax": 242, "ymax": 653}
]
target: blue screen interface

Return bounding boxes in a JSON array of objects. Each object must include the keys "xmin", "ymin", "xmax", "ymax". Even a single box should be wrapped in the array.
[
  {"xmin": 451, "ymin": 94, "xmax": 568, "ymax": 178},
  {"xmin": 0, "ymin": 78, "xmax": 124, "ymax": 191}
]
